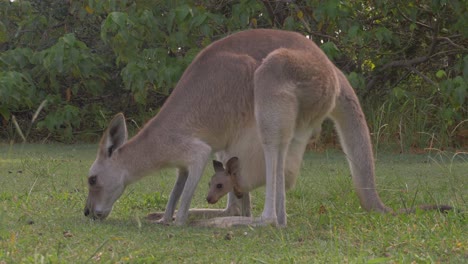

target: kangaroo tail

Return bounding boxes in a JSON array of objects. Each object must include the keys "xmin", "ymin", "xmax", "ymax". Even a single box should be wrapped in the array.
[{"xmin": 397, "ymin": 204, "xmax": 454, "ymax": 214}]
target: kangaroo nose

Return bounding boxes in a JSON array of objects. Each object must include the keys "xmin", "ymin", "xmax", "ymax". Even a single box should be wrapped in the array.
[
  {"xmin": 84, "ymin": 207, "xmax": 90, "ymax": 216},
  {"xmin": 94, "ymin": 210, "xmax": 105, "ymax": 219},
  {"xmin": 206, "ymin": 196, "xmax": 215, "ymax": 204}
]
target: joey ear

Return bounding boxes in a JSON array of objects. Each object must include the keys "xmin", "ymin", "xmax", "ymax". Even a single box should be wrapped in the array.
[
  {"xmin": 226, "ymin": 157, "xmax": 239, "ymax": 177},
  {"xmin": 100, "ymin": 113, "xmax": 128, "ymax": 158},
  {"xmin": 212, "ymin": 160, "xmax": 225, "ymax": 173}
]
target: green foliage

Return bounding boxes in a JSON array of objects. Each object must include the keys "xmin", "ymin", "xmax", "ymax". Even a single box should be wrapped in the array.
[
  {"xmin": 37, "ymin": 104, "xmax": 81, "ymax": 141},
  {"xmin": 39, "ymin": 33, "xmax": 107, "ymax": 94},
  {"xmin": 0, "ymin": 70, "xmax": 36, "ymax": 120},
  {"xmin": 0, "ymin": 32, "xmax": 108, "ymax": 141},
  {"xmin": 279, "ymin": 0, "xmax": 467, "ymax": 149},
  {"xmin": 0, "ymin": 0, "xmax": 466, "ymax": 148},
  {"xmin": 0, "ymin": 0, "xmax": 110, "ymax": 142}
]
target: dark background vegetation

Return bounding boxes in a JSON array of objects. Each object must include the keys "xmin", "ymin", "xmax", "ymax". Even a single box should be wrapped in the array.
[{"xmin": 1, "ymin": 0, "xmax": 466, "ymax": 150}]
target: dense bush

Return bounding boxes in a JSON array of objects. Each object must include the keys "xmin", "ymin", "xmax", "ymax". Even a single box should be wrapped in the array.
[{"xmin": 1, "ymin": 0, "xmax": 466, "ymax": 149}]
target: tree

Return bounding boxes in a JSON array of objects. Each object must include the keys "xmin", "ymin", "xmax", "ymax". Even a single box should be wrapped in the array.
[{"xmin": 1, "ymin": 0, "xmax": 466, "ymax": 148}]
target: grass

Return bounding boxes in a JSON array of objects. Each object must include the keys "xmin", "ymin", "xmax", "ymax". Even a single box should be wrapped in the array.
[{"xmin": 0, "ymin": 143, "xmax": 467, "ymax": 263}]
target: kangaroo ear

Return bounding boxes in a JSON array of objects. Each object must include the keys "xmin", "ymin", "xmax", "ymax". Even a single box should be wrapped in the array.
[
  {"xmin": 100, "ymin": 113, "xmax": 128, "ymax": 158},
  {"xmin": 212, "ymin": 160, "xmax": 225, "ymax": 173},
  {"xmin": 226, "ymin": 157, "xmax": 239, "ymax": 177}
]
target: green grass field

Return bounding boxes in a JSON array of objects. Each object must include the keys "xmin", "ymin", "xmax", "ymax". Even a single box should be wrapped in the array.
[{"xmin": 0, "ymin": 144, "xmax": 467, "ymax": 263}]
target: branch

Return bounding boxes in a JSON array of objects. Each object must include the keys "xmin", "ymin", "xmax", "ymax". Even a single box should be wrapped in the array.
[
  {"xmin": 261, "ymin": 0, "xmax": 289, "ymax": 28},
  {"xmin": 408, "ymin": 66, "xmax": 438, "ymax": 87},
  {"xmin": 292, "ymin": 4, "xmax": 311, "ymax": 33},
  {"xmin": 396, "ymin": 6, "xmax": 432, "ymax": 30},
  {"xmin": 430, "ymin": 49, "xmax": 467, "ymax": 58},
  {"xmin": 308, "ymin": 31, "xmax": 337, "ymax": 41},
  {"xmin": 365, "ymin": 19, "xmax": 440, "ymax": 93},
  {"xmin": 364, "ymin": 55, "xmax": 431, "ymax": 95},
  {"xmin": 378, "ymin": 56, "xmax": 430, "ymax": 72},
  {"xmin": 261, "ymin": 0, "xmax": 277, "ymax": 27},
  {"xmin": 437, "ymin": 37, "xmax": 468, "ymax": 52}
]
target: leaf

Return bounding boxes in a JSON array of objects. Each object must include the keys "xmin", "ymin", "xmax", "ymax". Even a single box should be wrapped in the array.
[
  {"xmin": 348, "ymin": 25, "xmax": 360, "ymax": 39},
  {"xmin": 455, "ymin": 85, "xmax": 466, "ymax": 107},
  {"xmin": 297, "ymin": 10, "xmax": 304, "ymax": 19},
  {"xmin": 324, "ymin": 0, "xmax": 340, "ymax": 19},
  {"xmin": 239, "ymin": 11, "xmax": 249, "ymax": 27},
  {"xmin": 65, "ymin": 88, "xmax": 72, "ymax": 102},
  {"xmin": 283, "ymin": 16, "xmax": 295, "ymax": 30},
  {"xmin": 166, "ymin": 10, "xmax": 175, "ymax": 32},
  {"xmin": 0, "ymin": 21, "xmax": 7, "ymax": 44},
  {"xmin": 54, "ymin": 42, "xmax": 64, "ymax": 73},
  {"xmin": 453, "ymin": 76, "xmax": 467, "ymax": 106},
  {"xmin": 175, "ymin": 5, "xmax": 192, "ymax": 22},
  {"xmin": 362, "ymin": 60, "xmax": 376, "ymax": 71},
  {"xmin": 0, "ymin": 106, "xmax": 10, "ymax": 120},
  {"xmin": 190, "ymin": 13, "xmax": 207, "ymax": 28},
  {"xmin": 320, "ymin": 42, "xmax": 340, "ymax": 60},
  {"xmin": 62, "ymin": 33, "xmax": 77, "ymax": 46},
  {"xmin": 200, "ymin": 24, "xmax": 212, "ymax": 37},
  {"xmin": 85, "ymin": 5, "xmax": 94, "ymax": 14},
  {"xmin": 347, "ymin": 72, "xmax": 365, "ymax": 90},
  {"xmin": 109, "ymin": 12, "xmax": 128, "ymax": 29},
  {"xmin": 436, "ymin": 70, "xmax": 446, "ymax": 79},
  {"xmin": 463, "ymin": 55, "xmax": 468, "ymax": 81},
  {"xmin": 174, "ymin": 31, "xmax": 186, "ymax": 45},
  {"xmin": 392, "ymin": 87, "xmax": 407, "ymax": 100},
  {"xmin": 250, "ymin": 18, "xmax": 257, "ymax": 28},
  {"xmin": 375, "ymin": 27, "xmax": 393, "ymax": 44}
]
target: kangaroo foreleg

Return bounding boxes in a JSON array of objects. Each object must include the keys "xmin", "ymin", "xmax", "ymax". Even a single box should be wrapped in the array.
[
  {"xmin": 175, "ymin": 161, "xmax": 209, "ymax": 225},
  {"xmin": 156, "ymin": 169, "xmax": 188, "ymax": 224}
]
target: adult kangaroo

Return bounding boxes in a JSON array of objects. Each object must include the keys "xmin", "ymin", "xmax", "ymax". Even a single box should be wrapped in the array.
[{"xmin": 84, "ymin": 29, "xmax": 392, "ymax": 226}]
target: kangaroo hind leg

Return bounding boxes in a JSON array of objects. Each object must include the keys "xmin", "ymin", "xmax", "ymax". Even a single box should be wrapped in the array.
[{"xmin": 254, "ymin": 49, "xmax": 300, "ymax": 226}]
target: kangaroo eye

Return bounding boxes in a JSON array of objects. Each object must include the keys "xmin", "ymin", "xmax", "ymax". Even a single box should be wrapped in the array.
[
  {"xmin": 216, "ymin": 183, "xmax": 223, "ymax": 189},
  {"xmin": 88, "ymin": 175, "xmax": 97, "ymax": 186}
]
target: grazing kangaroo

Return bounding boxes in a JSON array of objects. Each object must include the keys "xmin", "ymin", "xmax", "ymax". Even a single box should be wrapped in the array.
[{"xmin": 85, "ymin": 28, "xmax": 429, "ymax": 226}]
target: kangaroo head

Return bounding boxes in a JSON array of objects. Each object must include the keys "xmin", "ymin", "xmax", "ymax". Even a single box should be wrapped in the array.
[
  {"xmin": 84, "ymin": 113, "xmax": 129, "ymax": 220},
  {"xmin": 206, "ymin": 157, "xmax": 241, "ymax": 204}
]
